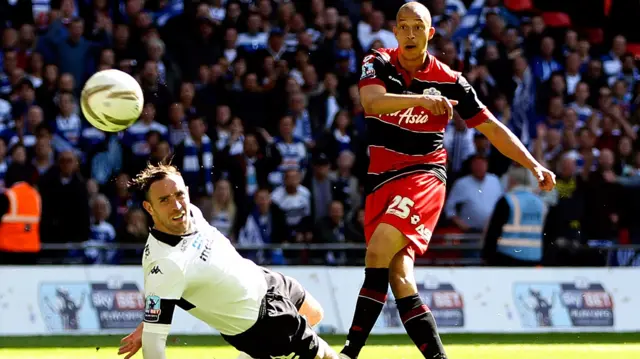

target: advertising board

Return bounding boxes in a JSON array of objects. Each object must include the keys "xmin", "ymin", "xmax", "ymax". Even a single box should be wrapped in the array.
[{"xmin": 0, "ymin": 266, "xmax": 638, "ymax": 335}]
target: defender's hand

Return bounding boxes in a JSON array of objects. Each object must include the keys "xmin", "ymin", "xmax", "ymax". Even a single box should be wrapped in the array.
[
  {"xmin": 531, "ymin": 166, "xmax": 556, "ymax": 191},
  {"xmin": 421, "ymin": 96, "xmax": 458, "ymax": 119},
  {"xmin": 118, "ymin": 322, "xmax": 143, "ymax": 358}
]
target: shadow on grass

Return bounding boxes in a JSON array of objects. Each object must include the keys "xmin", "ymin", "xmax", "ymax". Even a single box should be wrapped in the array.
[{"xmin": 1, "ymin": 333, "xmax": 639, "ymax": 348}]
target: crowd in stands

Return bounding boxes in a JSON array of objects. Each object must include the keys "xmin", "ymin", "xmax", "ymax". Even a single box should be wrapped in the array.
[{"xmin": 0, "ymin": 0, "xmax": 639, "ymax": 266}]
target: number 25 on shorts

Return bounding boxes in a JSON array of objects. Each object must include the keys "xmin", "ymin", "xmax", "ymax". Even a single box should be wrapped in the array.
[{"xmin": 386, "ymin": 195, "xmax": 414, "ymax": 219}]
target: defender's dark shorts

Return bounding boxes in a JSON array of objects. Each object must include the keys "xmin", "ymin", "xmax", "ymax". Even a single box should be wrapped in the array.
[{"xmin": 221, "ymin": 268, "xmax": 318, "ymax": 359}]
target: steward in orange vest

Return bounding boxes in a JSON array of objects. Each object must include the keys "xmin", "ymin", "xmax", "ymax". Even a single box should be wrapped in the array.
[{"xmin": 0, "ymin": 163, "xmax": 41, "ymax": 264}]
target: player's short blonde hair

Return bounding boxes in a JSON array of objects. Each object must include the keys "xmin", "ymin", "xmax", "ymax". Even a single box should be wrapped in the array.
[{"xmin": 129, "ymin": 160, "xmax": 181, "ymax": 199}]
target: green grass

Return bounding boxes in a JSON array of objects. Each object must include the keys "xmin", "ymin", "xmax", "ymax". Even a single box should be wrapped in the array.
[{"xmin": 1, "ymin": 333, "xmax": 639, "ymax": 359}]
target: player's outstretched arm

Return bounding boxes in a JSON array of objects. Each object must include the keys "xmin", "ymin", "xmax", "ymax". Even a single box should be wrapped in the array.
[
  {"xmin": 118, "ymin": 322, "xmax": 143, "ymax": 358},
  {"xmin": 136, "ymin": 259, "xmax": 185, "ymax": 358},
  {"xmin": 360, "ymin": 84, "xmax": 458, "ymax": 118},
  {"xmin": 142, "ymin": 329, "xmax": 169, "ymax": 359},
  {"xmin": 475, "ymin": 117, "xmax": 556, "ymax": 191}
]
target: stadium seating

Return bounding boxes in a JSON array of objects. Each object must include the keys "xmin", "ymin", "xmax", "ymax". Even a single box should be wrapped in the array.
[{"xmin": 0, "ymin": 0, "xmax": 637, "ymax": 268}]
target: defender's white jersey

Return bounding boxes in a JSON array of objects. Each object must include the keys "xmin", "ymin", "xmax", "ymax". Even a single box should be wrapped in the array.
[{"xmin": 142, "ymin": 205, "xmax": 268, "ymax": 336}]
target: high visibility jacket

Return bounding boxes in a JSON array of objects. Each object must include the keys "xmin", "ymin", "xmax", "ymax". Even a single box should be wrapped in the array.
[
  {"xmin": 496, "ymin": 188, "xmax": 546, "ymax": 262},
  {"xmin": 0, "ymin": 182, "xmax": 41, "ymax": 252}
]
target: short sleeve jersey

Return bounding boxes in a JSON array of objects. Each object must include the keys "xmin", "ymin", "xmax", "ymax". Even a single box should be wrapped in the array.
[
  {"xmin": 142, "ymin": 206, "xmax": 268, "ymax": 336},
  {"xmin": 358, "ymin": 48, "xmax": 493, "ymax": 193}
]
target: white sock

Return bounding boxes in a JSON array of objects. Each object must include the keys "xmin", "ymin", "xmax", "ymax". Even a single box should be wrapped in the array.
[{"xmin": 235, "ymin": 352, "xmax": 254, "ymax": 359}]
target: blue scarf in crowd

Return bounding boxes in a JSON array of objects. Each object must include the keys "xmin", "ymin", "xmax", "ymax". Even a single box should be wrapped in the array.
[{"xmin": 182, "ymin": 134, "xmax": 214, "ymax": 195}]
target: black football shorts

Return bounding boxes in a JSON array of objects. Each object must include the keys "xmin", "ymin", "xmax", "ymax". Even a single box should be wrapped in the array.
[{"xmin": 221, "ymin": 268, "xmax": 319, "ymax": 359}]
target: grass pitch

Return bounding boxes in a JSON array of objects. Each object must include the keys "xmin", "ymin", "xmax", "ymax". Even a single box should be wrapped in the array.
[{"xmin": 0, "ymin": 333, "xmax": 638, "ymax": 359}]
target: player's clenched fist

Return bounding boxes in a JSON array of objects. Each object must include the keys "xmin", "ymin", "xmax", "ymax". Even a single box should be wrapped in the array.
[
  {"xmin": 531, "ymin": 165, "xmax": 556, "ymax": 191},
  {"xmin": 421, "ymin": 95, "xmax": 459, "ymax": 119}
]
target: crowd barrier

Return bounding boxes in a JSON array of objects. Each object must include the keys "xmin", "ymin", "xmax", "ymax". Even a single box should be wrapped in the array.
[{"xmin": 1, "ymin": 266, "xmax": 638, "ymax": 336}]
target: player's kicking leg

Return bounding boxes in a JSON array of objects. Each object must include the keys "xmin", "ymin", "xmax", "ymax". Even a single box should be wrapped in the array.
[{"xmin": 340, "ymin": 173, "xmax": 448, "ymax": 359}]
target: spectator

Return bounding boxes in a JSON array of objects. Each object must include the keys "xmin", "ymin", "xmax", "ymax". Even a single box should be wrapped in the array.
[
  {"xmin": 39, "ymin": 15, "xmax": 111, "ymax": 91},
  {"xmin": 0, "ymin": 162, "xmax": 41, "ymax": 264},
  {"xmin": 308, "ymin": 72, "xmax": 342, "ymax": 131},
  {"xmin": 346, "ymin": 207, "xmax": 365, "ymax": 244},
  {"xmin": 108, "ymin": 172, "xmax": 137, "ymax": 232},
  {"xmin": 237, "ymin": 187, "xmax": 287, "ymax": 265},
  {"xmin": 564, "ymin": 52, "xmax": 582, "ymax": 96},
  {"xmin": 569, "ymin": 82, "xmax": 593, "ymax": 123},
  {"xmin": 602, "ymin": 35, "xmax": 627, "ymax": 85},
  {"xmin": 0, "ymin": 0, "xmax": 637, "ymax": 267},
  {"xmin": 32, "ymin": 134, "xmax": 55, "ymax": 176},
  {"xmin": 543, "ymin": 155, "xmax": 585, "ymax": 265},
  {"xmin": 173, "ymin": 115, "xmax": 215, "ymax": 217},
  {"xmin": 315, "ymin": 200, "xmax": 348, "ymax": 265},
  {"xmin": 357, "ymin": 10, "xmax": 396, "ymax": 50},
  {"xmin": 531, "ymin": 36, "xmax": 563, "ymax": 84},
  {"xmin": 581, "ymin": 148, "xmax": 621, "ymax": 243},
  {"xmin": 445, "ymin": 155, "xmax": 503, "ymax": 232},
  {"xmin": 166, "ymin": 102, "xmax": 188, "ymax": 147},
  {"xmin": 122, "ymin": 102, "xmax": 168, "ymax": 173},
  {"xmin": 0, "ymin": 137, "xmax": 7, "ymax": 189},
  {"xmin": 444, "ymin": 114, "xmax": 476, "ymax": 178},
  {"xmin": 330, "ymin": 150, "xmax": 360, "ymax": 220},
  {"xmin": 305, "ymin": 152, "xmax": 333, "ymax": 223},
  {"xmin": 482, "ymin": 166, "xmax": 547, "ymax": 266},
  {"xmin": 209, "ymin": 179, "xmax": 237, "ymax": 240},
  {"xmin": 52, "ymin": 91, "xmax": 82, "ymax": 150},
  {"xmin": 116, "ymin": 208, "xmax": 148, "ymax": 262},
  {"xmin": 320, "ymin": 110, "xmax": 358, "ymax": 162},
  {"xmin": 267, "ymin": 116, "xmax": 308, "ymax": 187},
  {"xmin": 288, "ymin": 91, "xmax": 315, "ymax": 146},
  {"xmin": 39, "ymin": 150, "xmax": 90, "ymax": 245},
  {"xmin": 82, "ymin": 193, "xmax": 117, "ymax": 264},
  {"xmin": 271, "ymin": 169, "xmax": 311, "ymax": 242}
]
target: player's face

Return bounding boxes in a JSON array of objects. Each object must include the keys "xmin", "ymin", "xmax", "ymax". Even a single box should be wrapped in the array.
[
  {"xmin": 394, "ymin": 12, "xmax": 434, "ymax": 60},
  {"xmin": 144, "ymin": 174, "xmax": 192, "ymax": 235}
]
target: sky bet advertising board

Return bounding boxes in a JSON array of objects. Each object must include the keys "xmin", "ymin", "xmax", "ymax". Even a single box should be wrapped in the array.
[
  {"xmin": 377, "ymin": 279, "xmax": 464, "ymax": 329},
  {"xmin": 38, "ymin": 280, "xmax": 144, "ymax": 333},
  {"xmin": 513, "ymin": 281, "xmax": 614, "ymax": 328}
]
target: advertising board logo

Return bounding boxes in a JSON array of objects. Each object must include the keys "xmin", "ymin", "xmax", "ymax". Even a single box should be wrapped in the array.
[
  {"xmin": 144, "ymin": 295, "xmax": 162, "ymax": 322},
  {"xmin": 39, "ymin": 281, "xmax": 144, "ymax": 333},
  {"xmin": 513, "ymin": 281, "xmax": 614, "ymax": 328},
  {"xmin": 90, "ymin": 282, "xmax": 145, "ymax": 329},
  {"xmin": 39, "ymin": 283, "xmax": 93, "ymax": 332},
  {"xmin": 378, "ymin": 279, "xmax": 464, "ymax": 328}
]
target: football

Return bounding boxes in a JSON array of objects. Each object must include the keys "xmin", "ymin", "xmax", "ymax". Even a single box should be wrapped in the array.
[{"xmin": 80, "ymin": 69, "xmax": 144, "ymax": 132}]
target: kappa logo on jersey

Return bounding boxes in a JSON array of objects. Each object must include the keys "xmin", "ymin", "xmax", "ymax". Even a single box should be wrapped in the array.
[
  {"xmin": 144, "ymin": 295, "xmax": 162, "ymax": 322},
  {"xmin": 423, "ymin": 87, "xmax": 441, "ymax": 96},
  {"xmin": 149, "ymin": 266, "xmax": 163, "ymax": 275},
  {"xmin": 144, "ymin": 244, "xmax": 150, "ymax": 258}
]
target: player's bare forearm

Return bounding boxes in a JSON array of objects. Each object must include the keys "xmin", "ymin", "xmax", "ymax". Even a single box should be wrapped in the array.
[
  {"xmin": 360, "ymin": 85, "xmax": 426, "ymax": 114},
  {"xmin": 475, "ymin": 117, "xmax": 539, "ymax": 170}
]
